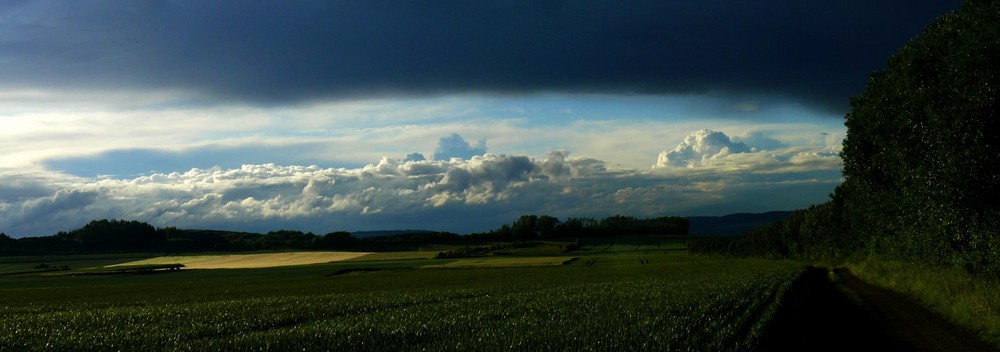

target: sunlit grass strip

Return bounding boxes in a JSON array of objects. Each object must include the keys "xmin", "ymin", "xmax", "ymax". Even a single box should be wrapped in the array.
[
  {"xmin": 108, "ymin": 252, "xmax": 371, "ymax": 269},
  {"xmin": 420, "ymin": 257, "xmax": 575, "ymax": 268},
  {"xmin": 847, "ymin": 258, "xmax": 1000, "ymax": 348}
]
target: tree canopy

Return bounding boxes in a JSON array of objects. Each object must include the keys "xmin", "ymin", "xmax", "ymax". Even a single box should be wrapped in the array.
[
  {"xmin": 691, "ymin": 0, "xmax": 999, "ymax": 276},
  {"xmin": 841, "ymin": 0, "xmax": 999, "ymax": 273}
]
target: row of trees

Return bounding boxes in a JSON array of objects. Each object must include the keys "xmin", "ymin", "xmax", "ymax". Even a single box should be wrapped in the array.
[
  {"xmin": 689, "ymin": 190, "xmax": 856, "ymax": 260},
  {"xmin": 1, "ymin": 214, "xmax": 687, "ymax": 254},
  {"xmin": 691, "ymin": 0, "xmax": 999, "ymax": 276},
  {"xmin": 470, "ymin": 214, "xmax": 688, "ymax": 240},
  {"xmin": 0, "ymin": 220, "xmax": 462, "ymax": 254},
  {"xmin": 0, "ymin": 215, "xmax": 688, "ymax": 253}
]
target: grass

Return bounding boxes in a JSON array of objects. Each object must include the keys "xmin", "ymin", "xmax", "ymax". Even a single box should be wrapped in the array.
[
  {"xmin": 0, "ymin": 240, "xmax": 803, "ymax": 350},
  {"xmin": 846, "ymin": 257, "xmax": 1000, "ymax": 347}
]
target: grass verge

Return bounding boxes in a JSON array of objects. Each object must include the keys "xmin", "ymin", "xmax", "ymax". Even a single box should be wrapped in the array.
[{"xmin": 846, "ymin": 257, "xmax": 1000, "ymax": 348}]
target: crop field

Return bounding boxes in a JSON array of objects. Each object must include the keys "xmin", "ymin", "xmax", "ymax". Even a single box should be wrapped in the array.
[
  {"xmin": 0, "ymin": 253, "xmax": 157, "ymax": 276},
  {"xmin": 420, "ymin": 256, "xmax": 575, "ymax": 268},
  {"xmin": 108, "ymin": 251, "xmax": 371, "ymax": 269},
  {"xmin": 0, "ymin": 242, "xmax": 803, "ymax": 350}
]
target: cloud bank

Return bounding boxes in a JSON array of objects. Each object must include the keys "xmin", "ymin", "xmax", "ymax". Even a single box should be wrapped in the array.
[{"xmin": 1, "ymin": 130, "xmax": 843, "ymax": 236}]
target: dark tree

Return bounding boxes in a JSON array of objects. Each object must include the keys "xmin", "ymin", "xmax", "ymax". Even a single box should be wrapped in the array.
[
  {"xmin": 841, "ymin": 0, "xmax": 1000, "ymax": 273},
  {"xmin": 317, "ymin": 231, "xmax": 357, "ymax": 249},
  {"xmin": 0, "ymin": 232, "xmax": 12, "ymax": 250},
  {"xmin": 511, "ymin": 215, "xmax": 538, "ymax": 239},
  {"xmin": 535, "ymin": 215, "xmax": 560, "ymax": 238},
  {"xmin": 258, "ymin": 230, "xmax": 317, "ymax": 249},
  {"xmin": 59, "ymin": 219, "xmax": 164, "ymax": 251}
]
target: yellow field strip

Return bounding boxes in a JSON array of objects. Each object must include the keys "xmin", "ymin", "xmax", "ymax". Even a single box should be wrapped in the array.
[{"xmin": 107, "ymin": 251, "xmax": 371, "ymax": 269}]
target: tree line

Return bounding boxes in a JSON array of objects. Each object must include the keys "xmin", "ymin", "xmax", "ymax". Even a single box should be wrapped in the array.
[
  {"xmin": 466, "ymin": 214, "xmax": 688, "ymax": 241},
  {"xmin": 691, "ymin": 0, "xmax": 999, "ymax": 276},
  {"xmin": 0, "ymin": 214, "xmax": 687, "ymax": 255},
  {"xmin": 0, "ymin": 219, "xmax": 462, "ymax": 254}
]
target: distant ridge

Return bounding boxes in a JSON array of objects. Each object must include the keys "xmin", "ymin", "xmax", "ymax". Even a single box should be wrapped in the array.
[
  {"xmin": 351, "ymin": 213, "xmax": 794, "ymax": 238},
  {"xmin": 350, "ymin": 230, "xmax": 437, "ymax": 238},
  {"xmin": 686, "ymin": 211, "xmax": 793, "ymax": 236}
]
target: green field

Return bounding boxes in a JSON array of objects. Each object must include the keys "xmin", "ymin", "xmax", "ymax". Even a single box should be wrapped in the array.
[
  {"xmin": 0, "ymin": 253, "xmax": 158, "ymax": 275},
  {"xmin": 0, "ymin": 241, "xmax": 803, "ymax": 350},
  {"xmin": 420, "ymin": 256, "xmax": 575, "ymax": 268}
]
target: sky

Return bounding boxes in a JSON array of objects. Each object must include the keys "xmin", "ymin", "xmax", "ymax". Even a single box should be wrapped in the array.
[{"xmin": 0, "ymin": 1, "xmax": 963, "ymax": 236}]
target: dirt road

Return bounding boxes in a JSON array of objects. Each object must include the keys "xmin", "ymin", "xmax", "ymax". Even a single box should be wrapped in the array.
[{"xmin": 757, "ymin": 266, "xmax": 996, "ymax": 351}]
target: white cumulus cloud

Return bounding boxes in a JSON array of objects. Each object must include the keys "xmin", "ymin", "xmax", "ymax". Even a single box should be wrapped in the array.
[
  {"xmin": 653, "ymin": 129, "xmax": 842, "ymax": 174},
  {"xmin": 433, "ymin": 133, "xmax": 487, "ymax": 161},
  {"xmin": 654, "ymin": 129, "xmax": 752, "ymax": 168}
]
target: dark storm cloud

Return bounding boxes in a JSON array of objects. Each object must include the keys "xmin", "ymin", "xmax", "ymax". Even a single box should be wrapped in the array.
[{"xmin": 1, "ymin": 1, "xmax": 961, "ymax": 112}]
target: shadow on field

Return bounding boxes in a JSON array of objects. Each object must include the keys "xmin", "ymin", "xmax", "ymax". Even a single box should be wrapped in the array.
[{"xmin": 758, "ymin": 267, "xmax": 996, "ymax": 352}]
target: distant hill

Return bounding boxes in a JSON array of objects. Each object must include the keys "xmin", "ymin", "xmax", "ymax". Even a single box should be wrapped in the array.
[
  {"xmin": 350, "ymin": 230, "xmax": 438, "ymax": 238},
  {"xmin": 686, "ymin": 211, "xmax": 793, "ymax": 236},
  {"xmin": 354, "ymin": 213, "xmax": 780, "ymax": 238}
]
